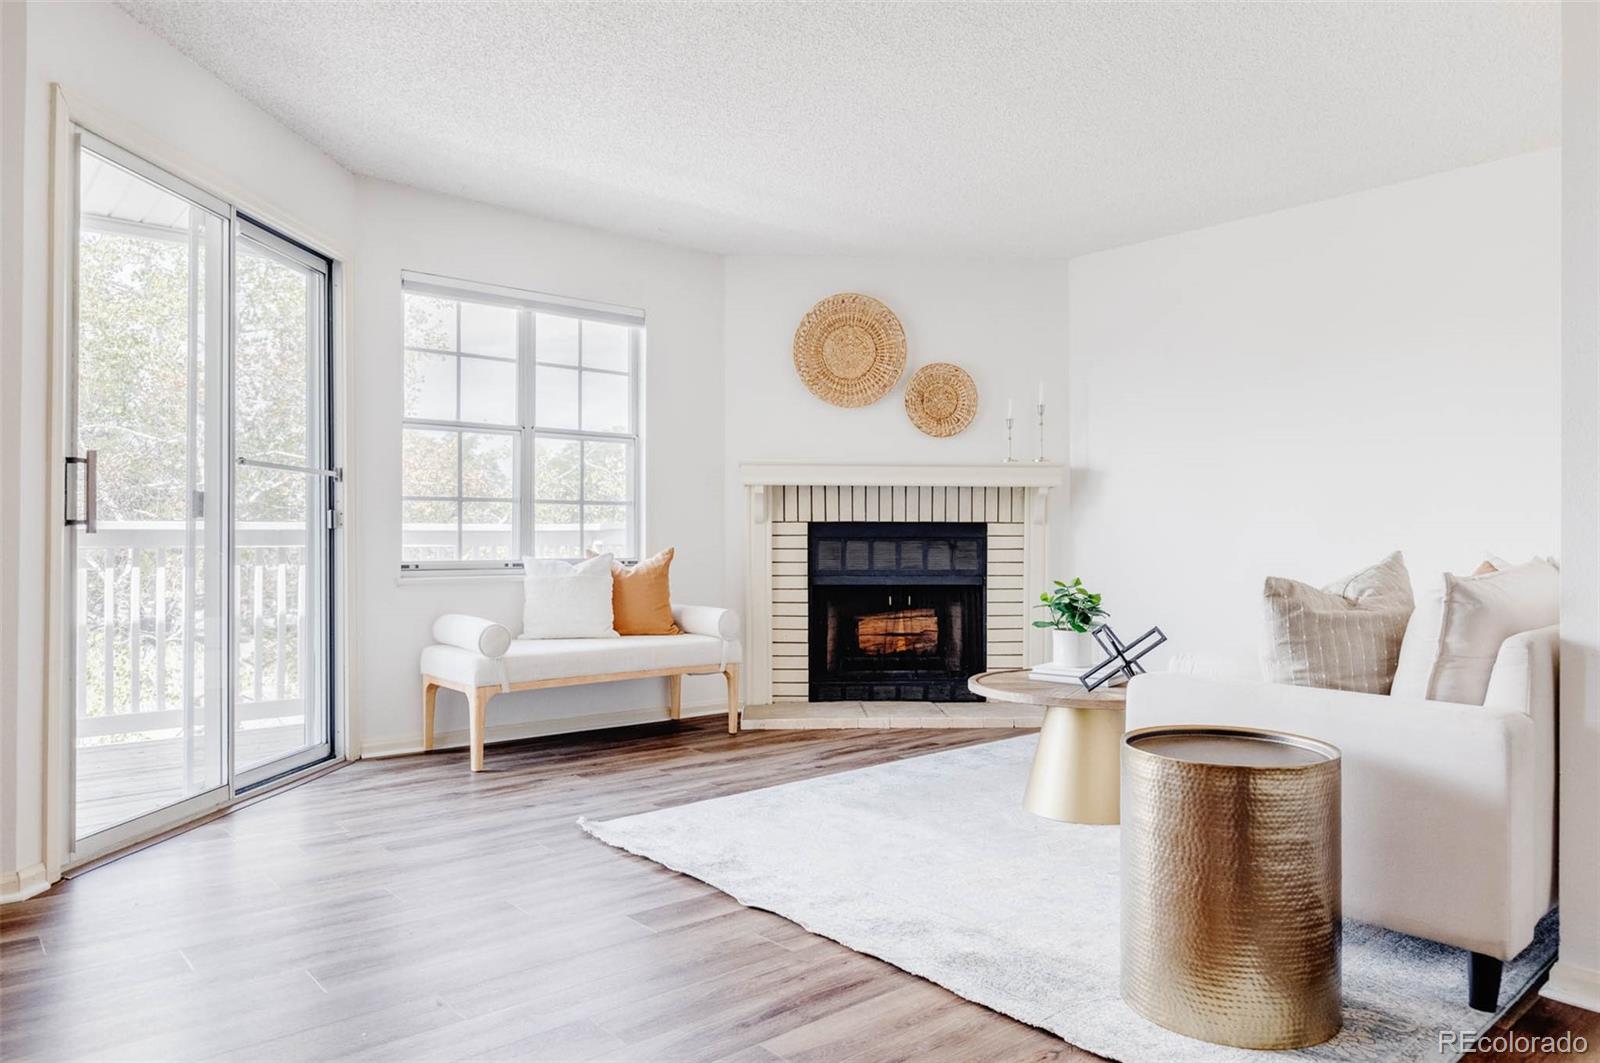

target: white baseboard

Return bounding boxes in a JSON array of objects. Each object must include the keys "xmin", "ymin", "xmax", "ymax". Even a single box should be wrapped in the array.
[
  {"xmin": 0, "ymin": 862, "xmax": 51, "ymax": 905},
  {"xmin": 1542, "ymin": 959, "xmax": 1600, "ymax": 1014},
  {"xmin": 361, "ymin": 701, "xmax": 726, "ymax": 759}
]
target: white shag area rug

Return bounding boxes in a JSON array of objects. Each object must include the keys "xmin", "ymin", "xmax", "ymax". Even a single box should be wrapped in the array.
[{"xmin": 580, "ymin": 736, "xmax": 1556, "ymax": 1063}]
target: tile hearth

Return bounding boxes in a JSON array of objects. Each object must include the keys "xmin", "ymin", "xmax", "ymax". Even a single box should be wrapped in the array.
[{"xmin": 742, "ymin": 701, "xmax": 1045, "ymax": 729}]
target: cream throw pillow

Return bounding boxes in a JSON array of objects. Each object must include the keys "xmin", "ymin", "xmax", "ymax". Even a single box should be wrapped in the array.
[
  {"xmin": 1391, "ymin": 557, "xmax": 1559, "ymax": 705},
  {"xmin": 521, "ymin": 554, "xmax": 619, "ymax": 639},
  {"xmin": 1261, "ymin": 551, "xmax": 1414, "ymax": 694}
]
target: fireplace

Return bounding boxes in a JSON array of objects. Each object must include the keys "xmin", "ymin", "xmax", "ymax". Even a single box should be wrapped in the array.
[
  {"xmin": 742, "ymin": 467, "xmax": 1065, "ymax": 705},
  {"xmin": 808, "ymin": 522, "xmax": 986, "ymax": 701}
]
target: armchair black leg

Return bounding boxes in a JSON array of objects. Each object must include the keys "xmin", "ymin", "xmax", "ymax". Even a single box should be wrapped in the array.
[{"xmin": 1468, "ymin": 952, "xmax": 1503, "ymax": 1012}]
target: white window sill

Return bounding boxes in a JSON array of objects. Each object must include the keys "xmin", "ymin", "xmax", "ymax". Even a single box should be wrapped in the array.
[
  {"xmin": 396, "ymin": 556, "xmax": 644, "ymax": 586},
  {"xmin": 396, "ymin": 569, "xmax": 524, "ymax": 587}
]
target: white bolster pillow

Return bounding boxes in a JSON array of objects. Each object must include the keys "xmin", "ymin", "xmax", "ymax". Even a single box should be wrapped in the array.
[
  {"xmin": 432, "ymin": 614, "xmax": 513, "ymax": 658},
  {"xmin": 672, "ymin": 605, "xmax": 741, "ymax": 641}
]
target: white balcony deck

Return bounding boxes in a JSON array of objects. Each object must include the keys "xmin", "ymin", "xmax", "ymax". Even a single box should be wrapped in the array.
[{"xmin": 75, "ymin": 722, "xmax": 310, "ymax": 839}]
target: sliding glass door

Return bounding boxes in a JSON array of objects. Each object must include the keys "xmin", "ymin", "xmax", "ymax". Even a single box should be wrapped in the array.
[
  {"xmin": 232, "ymin": 222, "xmax": 334, "ymax": 785},
  {"xmin": 67, "ymin": 132, "xmax": 336, "ymax": 858},
  {"xmin": 70, "ymin": 136, "xmax": 230, "ymax": 845}
]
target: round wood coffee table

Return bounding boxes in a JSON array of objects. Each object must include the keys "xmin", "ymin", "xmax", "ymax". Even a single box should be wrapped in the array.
[{"xmin": 967, "ymin": 669, "xmax": 1128, "ymax": 825}]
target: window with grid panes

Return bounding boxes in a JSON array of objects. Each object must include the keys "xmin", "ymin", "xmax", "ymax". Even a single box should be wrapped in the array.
[{"xmin": 400, "ymin": 275, "xmax": 640, "ymax": 570}]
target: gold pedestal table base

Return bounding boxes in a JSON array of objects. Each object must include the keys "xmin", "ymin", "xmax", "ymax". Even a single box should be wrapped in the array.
[{"xmin": 966, "ymin": 669, "xmax": 1127, "ymax": 825}]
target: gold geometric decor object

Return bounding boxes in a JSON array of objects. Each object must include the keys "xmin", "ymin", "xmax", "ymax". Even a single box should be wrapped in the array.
[
  {"xmin": 904, "ymin": 362, "xmax": 978, "ymax": 437},
  {"xmin": 1121, "ymin": 725, "xmax": 1343, "ymax": 1050},
  {"xmin": 792, "ymin": 293, "xmax": 907, "ymax": 408}
]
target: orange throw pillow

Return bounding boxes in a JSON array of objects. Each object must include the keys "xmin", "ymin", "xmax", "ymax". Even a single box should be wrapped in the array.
[{"xmin": 612, "ymin": 548, "xmax": 681, "ymax": 635}]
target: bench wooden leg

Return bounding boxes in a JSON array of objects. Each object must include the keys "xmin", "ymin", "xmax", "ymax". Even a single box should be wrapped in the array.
[
  {"xmin": 422, "ymin": 679, "xmax": 439, "ymax": 752},
  {"xmin": 724, "ymin": 664, "xmax": 741, "ymax": 734},
  {"xmin": 468, "ymin": 686, "xmax": 493, "ymax": 772},
  {"xmin": 667, "ymin": 674, "xmax": 683, "ymax": 721}
]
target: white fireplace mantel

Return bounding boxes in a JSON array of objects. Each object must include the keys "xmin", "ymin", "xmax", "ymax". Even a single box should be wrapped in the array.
[
  {"xmin": 739, "ymin": 461, "xmax": 1067, "ymax": 490},
  {"xmin": 739, "ymin": 461, "xmax": 1067, "ymax": 705}
]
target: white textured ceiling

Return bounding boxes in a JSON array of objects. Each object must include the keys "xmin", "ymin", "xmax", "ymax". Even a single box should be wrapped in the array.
[{"xmin": 117, "ymin": 1, "xmax": 1559, "ymax": 257}]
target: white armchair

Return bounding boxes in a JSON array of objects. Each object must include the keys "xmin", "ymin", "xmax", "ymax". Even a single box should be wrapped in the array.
[{"xmin": 1125, "ymin": 625, "xmax": 1557, "ymax": 1012}]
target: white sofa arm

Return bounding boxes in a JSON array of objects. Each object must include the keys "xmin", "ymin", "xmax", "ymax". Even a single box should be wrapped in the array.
[
  {"xmin": 672, "ymin": 605, "xmax": 741, "ymax": 642},
  {"xmin": 1483, "ymin": 624, "xmax": 1559, "ymax": 717},
  {"xmin": 431, "ymin": 614, "xmax": 512, "ymax": 658},
  {"xmin": 1126, "ymin": 673, "xmax": 1553, "ymax": 959}
]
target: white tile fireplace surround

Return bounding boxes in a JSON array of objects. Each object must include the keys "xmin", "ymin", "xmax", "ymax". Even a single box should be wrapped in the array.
[{"xmin": 740, "ymin": 463, "xmax": 1068, "ymax": 705}]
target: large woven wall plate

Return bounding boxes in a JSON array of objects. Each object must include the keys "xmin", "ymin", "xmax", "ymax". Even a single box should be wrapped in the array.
[
  {"xmin": 904, "ymin": 362, "xmax": 978, "ymax": 437},
  {"xmin": 792, "ymin": 293, "xmax": 907, "ymax": 407}
]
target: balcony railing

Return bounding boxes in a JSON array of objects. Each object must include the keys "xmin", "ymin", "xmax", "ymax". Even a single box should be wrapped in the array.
[{"xmin": 75, "ymin": 522, "xmax": 309, "ymax": 742}]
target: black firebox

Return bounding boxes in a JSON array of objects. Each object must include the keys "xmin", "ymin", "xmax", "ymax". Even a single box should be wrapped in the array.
[{"xmin": 808, "ymin": 522, "xmax": 986, "ymax": 702}]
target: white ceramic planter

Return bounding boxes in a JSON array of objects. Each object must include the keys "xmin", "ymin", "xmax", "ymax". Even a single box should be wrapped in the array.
[{"xmin": 1050, "ymin": 629, "xmax": 1098, "ymax": 669}]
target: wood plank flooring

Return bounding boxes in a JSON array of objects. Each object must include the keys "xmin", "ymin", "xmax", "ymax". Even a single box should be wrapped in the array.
[
  {"xmin": 2, "ymin": 719, "xmax": 1079, "ymax": 1062},
  {"xmin": 2, "ymin": 717, "xmax": 1593, "ymax": 1062}
]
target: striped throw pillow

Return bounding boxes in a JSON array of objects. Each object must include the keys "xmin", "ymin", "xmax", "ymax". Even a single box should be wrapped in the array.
[{"xmin": 1261, "ymin": 551, "xmax": 1414, "ymax": 694}]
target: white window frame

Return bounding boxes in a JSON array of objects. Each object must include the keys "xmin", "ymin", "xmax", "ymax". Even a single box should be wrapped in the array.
[{"xmin": 399, "ymin": 271, "xmax": 643, "ymax": 573}]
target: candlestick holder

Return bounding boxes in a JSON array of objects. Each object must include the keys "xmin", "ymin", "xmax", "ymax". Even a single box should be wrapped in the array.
[
  {"xmin": 1004, "ymin": 416, "xmax": 1017, "ymax": 462},
  {"xmin": 1034, "ymin": 402, "xmax": 1047, "ymax": 462}
]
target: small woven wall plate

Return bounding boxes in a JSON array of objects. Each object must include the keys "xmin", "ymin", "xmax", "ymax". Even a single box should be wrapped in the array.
[
  {"xmin": 792, "ymin": 293, "xmax": 907, "ymax": 408},
  {"xmin": 904, "ymin": 362, "xmax": 978, "ymax": 437}
]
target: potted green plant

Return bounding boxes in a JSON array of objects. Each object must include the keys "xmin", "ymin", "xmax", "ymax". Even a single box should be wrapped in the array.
[{"xmin": 1033, "ymin": 578, "xmax": 1108, "ymax": 669}]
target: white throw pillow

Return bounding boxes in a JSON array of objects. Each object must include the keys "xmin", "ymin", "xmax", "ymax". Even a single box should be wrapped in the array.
[
  {"xmin": 1260, "ymin": 551, "xmax": 1414, "ymax": 695},
  {"xmin": 1391, "ymin": 558, "xmax": 1558, "ymax": 705},
  {"xmin": 521, "ymin": 554, "xmax": 619, "ymax": 639}
]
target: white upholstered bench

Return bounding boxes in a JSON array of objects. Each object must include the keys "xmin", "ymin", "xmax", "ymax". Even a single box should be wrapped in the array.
[{"xmin": 420, "ymin": 605, "xmax": 743, "ymax": 771}]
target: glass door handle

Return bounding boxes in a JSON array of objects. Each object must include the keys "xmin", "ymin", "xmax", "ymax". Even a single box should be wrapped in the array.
[
  {"xmin": 65, "ymin": 449, "xmax": 97, "ymax": 533},
  {"xmin": 236, "ymin": 455, "xmax": 343, "ymax": 482}
]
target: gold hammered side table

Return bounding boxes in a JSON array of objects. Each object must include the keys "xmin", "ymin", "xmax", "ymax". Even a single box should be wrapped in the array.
[
  {"xmin": 966, "ymin": 669, "xmax": 1127, "ymax": 825},
  {"xmin": 1121, "ymin": 725, "xmax": 1343, "ymax": 1050}
]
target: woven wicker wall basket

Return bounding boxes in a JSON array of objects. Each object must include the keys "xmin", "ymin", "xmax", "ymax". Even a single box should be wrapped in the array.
[
  {"xmin": 904, "ymin": 362, "xmax": 978, "ymax": 437},
  {"xmin": 792, "ymin": 293, "xmax": 907, "ymax": 408}
]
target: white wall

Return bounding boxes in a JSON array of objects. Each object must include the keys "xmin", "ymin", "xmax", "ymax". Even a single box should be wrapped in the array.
[
  {"xmin": 351, "ymin": 180, "xmax": 726, "ymax": 755},
  {"xmin": 2, "ymin": 0, "xmax": 357, "ymax": 895},
  {"xmin": 1, "ymin": 0, "xmax": 30, "ymax": 900},
  {"xmin": 1547, "ymin": 0, "xmax": 1600, "ymax": 1013},
  {"xmin": 720, "ymin": 257, "xmax": 1072, "ymax": 640},
  {"xmin": 1067, "ymin": 151, "xmax": 1561, "ymax": 674}
]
